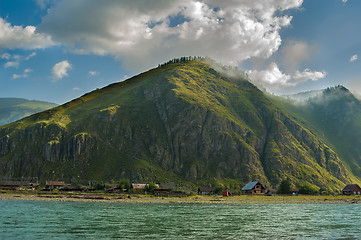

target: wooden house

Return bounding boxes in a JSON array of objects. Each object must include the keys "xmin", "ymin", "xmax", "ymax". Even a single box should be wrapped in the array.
[
  {"xmin": 342, "ymin": 184, "xmax": 361, "ymax": 195},
  {"xmin": 45, "ymin": 181, "xmax": 66, "ymax": 190},
  {"xmin": 130, "ymin": 183, "xmax": 159, "ymax": 191},
  {"xmin": 198, "ymin": 187, "xmax": 216, "ymax": 195},
  {"xmin": 153, "ymin": 189, "xmax": 171, "ymax": 196},
  {"xmin": 241, "ymin": 181, "xmax": 265, "ymax": 195},
  {"xmin": 0, "ymin": 181, "xmax": 31, "ymax": 190}
]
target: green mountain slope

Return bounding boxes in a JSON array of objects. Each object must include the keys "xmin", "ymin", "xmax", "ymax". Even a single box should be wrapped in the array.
[
  {"xmin": 0, "ymin": 60, "xmax": 352, "ymax": 191},
  {"xmin": 0, "ymin": 98, "xmax": 57, "ymax": 126},
  {"xmin": 271, "ymin": 86, "xmax": 361, "ymax": 181}
]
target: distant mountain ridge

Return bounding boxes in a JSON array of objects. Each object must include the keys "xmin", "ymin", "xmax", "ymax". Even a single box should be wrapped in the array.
[
  {"xmin": 0, "ymin": 98, "xmax": 58, "ymax": 126},
  {"xmin": 0, "ymin": 60, "xmax": 356, "ymax": 192}
]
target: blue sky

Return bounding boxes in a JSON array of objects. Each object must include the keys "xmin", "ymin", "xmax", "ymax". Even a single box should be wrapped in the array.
[{"xmin": 0, "ymin": 0, "xmax": 360, "ymax": 104}]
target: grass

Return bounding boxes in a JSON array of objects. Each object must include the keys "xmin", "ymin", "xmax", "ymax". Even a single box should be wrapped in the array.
[{"xmin": 1, "ymin": 190, "xmax": 361, "ymax": 204}]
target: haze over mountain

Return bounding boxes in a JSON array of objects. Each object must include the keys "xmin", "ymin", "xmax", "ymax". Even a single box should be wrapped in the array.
[
  {"xmin": 0, "ymin": 98, "xmax": 57, "ymax": 126},
  {"xmin": 0, "ymin": 59, "xmax": 355, "ymax": 192}
]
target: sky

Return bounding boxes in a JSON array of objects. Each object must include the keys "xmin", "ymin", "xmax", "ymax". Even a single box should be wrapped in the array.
[{"xmin": 1, "ymin": 0, "xmax": 361, "ymax": 104}]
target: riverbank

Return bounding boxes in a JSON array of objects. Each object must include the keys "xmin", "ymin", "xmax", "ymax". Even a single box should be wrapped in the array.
[{"xmin": 1, "ymin": 191, "xmax": 361, "ymax": 204}]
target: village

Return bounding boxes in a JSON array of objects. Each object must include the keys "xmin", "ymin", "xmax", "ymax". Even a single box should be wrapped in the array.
[{"xmin": 1, "ymin": 180, "xmax": 361, "ymax": 198}]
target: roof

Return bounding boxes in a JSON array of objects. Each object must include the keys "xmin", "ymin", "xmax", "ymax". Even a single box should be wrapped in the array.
[
  {"xmin": 242, "ymin": 181, "xmax": 260, "ymax": 191},
  {"xmin": 0, "ymin": 181, "xmax": 30, "ymax": 186},
  {"xmin": 46, "ymin": 181, "xmax": 66, "ymax": 186},
  {"xmin": 131, "ymin": 183, "xmax": 160, "ymax": 190},
  {"xmin": 343, "ymin": 184, "xmax": 361, "ymax": 192}
]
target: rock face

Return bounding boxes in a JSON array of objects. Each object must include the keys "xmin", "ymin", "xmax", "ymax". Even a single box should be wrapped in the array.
[{"xmin": 0, "ymin": 60, "xmax": 352, "ymax": 190}]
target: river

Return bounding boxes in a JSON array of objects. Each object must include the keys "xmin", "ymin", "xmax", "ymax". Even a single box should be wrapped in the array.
[{"xmin": 0, "ymin": 200, "xmax": 359, "ymax": 239}]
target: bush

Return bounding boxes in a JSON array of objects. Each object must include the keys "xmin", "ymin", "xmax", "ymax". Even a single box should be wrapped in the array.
[{"xmin": 277, "ymin": 178, "xmax": 291, "ymax": 194}]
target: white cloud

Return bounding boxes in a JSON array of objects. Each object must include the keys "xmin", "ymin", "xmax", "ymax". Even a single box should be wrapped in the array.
[
  {"xmin": 89, "ymin": 71, "xmax": 98, "ymax": 76},
  {"xmin": 24, "ymin": 68, "xmax": 33, "ymax": 73},
  {"xmin": 0, "ymin": 17, "xmax": 55, "ymax": 49},
  {"xmin": 52, "ymin": 60, "xmax": 72, "ymax": 80},
  {"xmin": 247, "ymin": 62, "xmax": 290, "ymax": 86},
  {"xmin": 293, "ymin": 68, "xmax": 326, "ymax": 82},
  {"xmin": 4, "ymin": 61, "xmax": 19, "ymax": 68},
  {"xmin": 25, "ymin": 52, "xmax": 37, "ymax": 60},
  {"xmin": 72, "ymin": 87, "xmax": 80, "ymax": 91},
  {"xmin": 1, "ymin": 53, "xmax": 11, "ymax": 59},
  {"xmin": 37, "ymin": 0, "xmax": 303, "ymax": 71},
  {"xmin": 342, "ymin": 0, "xmax": 348, "ymax": 3},
  {"xmin": 247, "ymin": 62, "xmax": 326, "ymax": 89},
  {"xmin": 12, "ymin": 68, "xmax": 32, "ymax": 79},
  {"xmin": 350, "ymin": 54, "xmax": 358, "ymax": 62}
]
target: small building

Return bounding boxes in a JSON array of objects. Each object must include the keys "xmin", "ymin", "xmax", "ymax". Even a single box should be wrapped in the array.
[
  {"xmin": 131, "ymin": 183, "xmax": 160, "ymax": 191},
  {"xmin": 0, "ymin": 181, "xmax": 31, "ymax": 190},
  {"xmin": 241, "ymin": 181, "xmax": 265, "ymax": 195},
  {"xmin": 153, "ymin": 189, "xmax": 171, "ymax": 196},
  {"xmin": 198, "ymin": 187, "xmax": 216, "ymax": 195},
  {"xmin": 222, "ymin": 190, "xmax": 232, "ymax": 197},
  {"xmin": 342, "ymin": 184, "xmax": 361, "ymax": 195},
  {"xmin": 45, "ymin": 181, "xmax": 66, "ymax": 190}
]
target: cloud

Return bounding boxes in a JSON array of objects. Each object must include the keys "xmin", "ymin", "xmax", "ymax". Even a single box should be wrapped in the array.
[
  {"xmin": 342, "ymin": 0, "xmax": 348, "ymax": 3},
  {"xmin": 0, "ymin": 17, "xmax": 55, "ymax": 49},
  {"xmin": 1, "ymin": 53, "xmax": 11, "ymax": 59},
  {"xmin": 89, "ymin": 71, "xmax": 98, "ymax": 76},
  {"xmin": 25, "ymin": 52, "xmax": 37, "ymax": 60},
  {"xmin": 12, "ymin": 68, "xmax": 32, "ymax": 79},
  {"xmin": 247, "ymin": 63, "xmax": 290, "ymax": 86},
  {"xmin": 52, "ymin": 60, "xmax": 72, "ymax": 80},
  {"xmin": 4, "ymin": 61, "xmax": 19, "ymax": 68},
  {"xmin": 350, "ymin": 54, "xmax": 358, "ymax": 62},
  {"xmin": 247, "ymin": 62, "xmax": 326, "ymax": 89},
  {"xmin": 37, "ymin": 0, "xmax": 303, "ymax": 71},
  {"xmin": 72, "ymin": 87, "xmax": 80, "ymax": 91},
  {"xmin": 2, "ymin": 52, "xmax": 37, "ymax": 68}
]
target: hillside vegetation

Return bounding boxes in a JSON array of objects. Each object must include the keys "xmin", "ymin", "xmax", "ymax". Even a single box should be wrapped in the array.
[{"xmin": 0, "ymin": 60, "xmax": 354, "ymax": 192}]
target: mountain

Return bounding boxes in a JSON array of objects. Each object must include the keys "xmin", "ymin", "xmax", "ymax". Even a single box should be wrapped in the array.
[
  {"xmin": 0, "ymin": 98, "xmax": 58, "ymax": 126},
  {"xmin": 0, "ymin": 60, "xmax": 352, "ymax": 191},
  {"xmin": 272, "ymin": 86, "xmax": 361, "ymax": 181}
]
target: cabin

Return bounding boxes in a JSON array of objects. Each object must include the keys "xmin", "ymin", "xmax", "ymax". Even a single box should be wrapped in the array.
[
  {"xmin": 45, "ymin": 181, "xmax": 66, "ymax": 190},
  {"xmin": 198, "ymin": 187, "xmax": 216, "ymax": 195},
  {"xmin": 130, "ymin": 183, "xmax": 160, "ymax": 191},
  {"xmin": 153, "ymin": 189, "xmax": 171, "ymax": 196},
  {"xmin": 342, "ymin": 184, "xmax": 361, "ymax": 195},
  {"xmin": 0, "ymin": 181, "xmax": 31, "ymax": 190},
  {"xmin": 222, "ymin": 190, "xmax": 232, "ymax": 197},
  {"xmin": 241, "ymin": 181, "xmax": 266, "ymax": 195}
]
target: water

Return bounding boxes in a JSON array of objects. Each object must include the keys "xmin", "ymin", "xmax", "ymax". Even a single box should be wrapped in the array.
[{"xmin": 0, "ymin": 200, "xmax": 360, "ymax": 239}]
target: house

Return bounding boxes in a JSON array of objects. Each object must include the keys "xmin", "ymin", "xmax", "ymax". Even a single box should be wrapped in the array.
[
  {"xmin": 222, "ymin": 190, "xmax": 232, "ymax": 197},
  {"xmin": 45, "ymin": 181, "xmax": 66, "ymax": 190},
  {"xmin": 241, "ymin": 181, "xmax": 265, "ymax": 195},
  {"xmin": 198, "ymin": 187, "xmax": 216, "ymax": 195},
  {"xmin": 130, "ymin": 183, "xmax": 160, "ymax": 191},
  {"xmin": 153, "ymin": 189, "xmax": 171, "ymax": 196},
  {"xmin": 342, "ymin": 184, "xmax": 361, "ymax": 195},
  {"xmin": 0, "ymin": 181, "xmax": 31, "ymax": 190}
]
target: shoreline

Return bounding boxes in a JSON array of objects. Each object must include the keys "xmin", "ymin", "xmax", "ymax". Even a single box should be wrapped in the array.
[{"xmin": 1, "ymin": 192, "xmax": 361, "ymax": 204}]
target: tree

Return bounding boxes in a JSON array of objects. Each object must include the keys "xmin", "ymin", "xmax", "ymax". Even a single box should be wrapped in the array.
[
  {"xmin": 277, "ymin": 178, "xmax": 291, "ymax": 194},
  {"xmin": 146, "ymin": 182, "xmax": 159, "ymax": 193}
]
